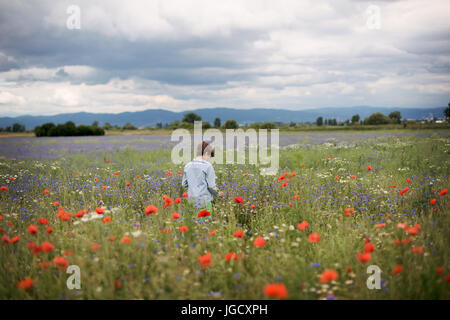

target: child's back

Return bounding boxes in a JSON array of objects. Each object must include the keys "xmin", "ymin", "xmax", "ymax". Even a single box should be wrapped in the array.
[{"xmin": 182, "ymin": 158, "xmax": 218, "ymax": 208}]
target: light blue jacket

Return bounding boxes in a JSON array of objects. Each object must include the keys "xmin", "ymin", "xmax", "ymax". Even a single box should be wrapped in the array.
[{"xmin": 182, "ymin": 158, "xmax": 218, "ymax": 207}]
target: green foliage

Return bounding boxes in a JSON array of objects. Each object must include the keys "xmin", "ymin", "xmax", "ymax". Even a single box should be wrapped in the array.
[
  {"xmin": 316, "ymin": 116, "xmax": 323, "ymax": 126},
  {"xmin": 182, "ymin": 112, "xmax": 202, "ymax": 124},
  {"xmin": 389, "ymin": 111, "xmax": 402, "ymax": 124},
  {"xmin": 223, "ymin": 119, "xmax": 239, "ymax": 129},
  {"xmin": 34, "ymin": 122, "xmax": 105, "ymax": 137},
  {"xmin": 364, "ymin": 112, "xmax": 391, "ymax": 125}
]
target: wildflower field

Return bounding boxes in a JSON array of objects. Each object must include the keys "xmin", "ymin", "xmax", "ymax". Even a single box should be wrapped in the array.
[{"xmin": 0, "ymin": 131, "xmax": 449, "ymax": 300}]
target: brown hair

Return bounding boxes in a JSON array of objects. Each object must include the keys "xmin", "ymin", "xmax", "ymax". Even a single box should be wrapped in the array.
[{"xmin": 197, "ymin": 141, "xmax": 215, "ymax": 157}]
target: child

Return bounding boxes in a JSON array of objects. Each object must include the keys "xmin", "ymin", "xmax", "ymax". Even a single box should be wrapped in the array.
[{"xmin": 182, "ymin": 141, "xmax": 223, "ymax": 213}]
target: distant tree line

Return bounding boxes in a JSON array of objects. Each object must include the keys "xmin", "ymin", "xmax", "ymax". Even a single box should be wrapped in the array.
[
  {"xmin": 34, "ymin": 121, "xmax": 104, "ymax": 137},
  {"xmin": 0, "ymin": 123, "xmax": 26, "ymax": 133},
  {"xmin": 315, "ymin": 111, "xmax": 403, "ymax": 126}
]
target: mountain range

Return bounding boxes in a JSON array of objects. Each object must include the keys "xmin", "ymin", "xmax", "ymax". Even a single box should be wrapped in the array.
[{"xmin": 0, "ymin": 106, "xmax": 446, "ymax": 129}]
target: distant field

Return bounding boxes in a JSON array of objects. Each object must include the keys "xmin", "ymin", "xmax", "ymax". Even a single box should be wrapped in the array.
[{"xmin": 0, "ymin": 131, "xmax": 449, "ymax": 299}]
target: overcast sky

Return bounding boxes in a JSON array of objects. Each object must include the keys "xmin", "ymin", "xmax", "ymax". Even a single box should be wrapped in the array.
[{"xmin": 0, "ymin": 0, "xmax": 449, "ymax": 116}]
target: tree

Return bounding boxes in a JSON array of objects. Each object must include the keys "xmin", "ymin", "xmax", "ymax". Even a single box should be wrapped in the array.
[
  {"xmin": 202, "ymin": 121, "xmax": 212, "ymax": 129},
  {"xmin": 223, "ymin": 120, "xmax": 238, "ymax": 129},
  {"xmin": 122, "ymin": 122, "xmax": 137, "ymax": 130},
  {"xmin": 388, "ymin": 111, "xmax": 402, "ymax": 124},
  {"xmin": 92, "ymin": 121, "xmax": 99, "ymax": 128},
  {"xmin": 351, "ymin": 114, "xmax": 360, "ymax": 124},
  {"xmin": 12, "ymin": 123, "xmax": 26, "ymax": 132},
  {"xmin": 444, "ymin": 103, "xmax": 450, "ymax": 119},
  {"xmin": 260, "ymin": 122, "xmax": 276, "ymax": 129},
  {"xmin": 364, "ymin": 112, "xmax": 391, "ymax": 125},
  {"xmin": 214, "ymin": 117, "xmax": 221, "ymax": 128},
  {"xmin": 316, "ymin": 117, "xmax": 323, "ymax": 126},
  {"xmin": 182, "ymin": 112, "xmax": 202, "ymax": 124},
  {"xmin": 103, "ymin": 122, "xmax": 112, "ymax": 130}
]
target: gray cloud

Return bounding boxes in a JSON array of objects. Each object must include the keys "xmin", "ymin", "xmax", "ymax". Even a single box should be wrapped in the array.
[{"xmin": 0, "ymin": 0, "xmax": 449, "ymax": 116}]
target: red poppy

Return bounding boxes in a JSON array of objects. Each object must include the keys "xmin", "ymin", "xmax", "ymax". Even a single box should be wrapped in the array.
[
  {"xmin": 225, "ymin": 252, "xmax": 241, "ymax": 261},
  {"xmin": 297, "ymin": 221, "xmax": 309, "ymax": 230},
  {"xmin": 92, "ymin": 243, "xmax": 100, "ymax": 251},
  {"xmin": 43, "ymin": 189, "xmax": 50, "ymax": 194},
  {"xmin": 406, "ymin": 225, "xmax": 419, "ymax": 236},
  {"xmin": 102, "ymin": 216, "xmax": 112, "ymax": 223},
  {"xmin": 120, "ymin": 236, "xmax": 131, "ymax": 243},
  {"xmin": 250, "ymin": 204, "xmax": 256, "ymax": 209},
  {"xmin": 41, "ymin": 241, "xmax": 55, "ymax": 252},
  {"xmin": 234, "ymin": 196, "xmax": 244, "ymax": 204},
  {"xmin": 376, "ymin": 223, "xmax": 386, "ymax": 229},
  {"xmin": 391, "ymin": 265, "xmax": 403, "ymax": 275},
  {"xmin": 293, "ymin": 195, "xmax": 300, "ymax": 200},
  {"xmin": 198, "ymin": 210, "xmax": 210, "ymax": 218},
  {"xmin": 437, "ymin": 266, "xmax": 443, "ymax": 275},
  {"xmin": 411, "ymin": 246, "xmax": 423, "ymax": 254},
  {"xmin": 52, "ymin": 201, "xmax": 59, "ymax": 206},
  {"xmin": 406, "ymin": 178, "xmax": 411, "ymax": 183},
  {"xmin": 172, "ymin": 212, "xmax": 180, "ymax": 220},
  {"xmin": 253, "ymin": 237, "xmax": 266, "ymax": 248},
  {"xmin": 0, "ymin": 186, "xmax": 7, "ymax": 191},
  {"xmin": 320, "ymin": 269, "xmax": 339, "ymax": 283},
  {"xmin": 430, "ymin": 198, "xmax": 437, "ymax": 205},
  {"xmin": 439, "ymin": 188, "xmax": 448, "ymax": 196},
  {"xmin": 351, "ymin": 175, "xmax": 356, "ymax": 179},
  {"xmin": 364, "ymin": 242, "xmax": 375, "ymax": 253},
  {"xmin": 357, "ymin": 252, "xmax": 371, "ymax": 263},
  {"xmin": 145, "ymin": 205, "xmax": 158, "ymax": 215},
  {"xmin": 53, "ymin": 256, "xmax": 69, "ymax": 269},
  {"xmin": 179, "ymin": 225, "xmax": 188, "ymax": 232},
  {"xmin": 366, "ymin": 166, "xmax": 372, "ymax": 171},
  {"xmin": 126, "ymin": 182, "xmax": 131, "ymax": 187},
  {"xmin": 38, "ymin": 218, "xmax": 49, "ymax": 225},
  {"xmin": 75, "ymin": 209, "xmax": 86, "ymax": 218},
  {"xmin": 96, "ymin": 208, "xmax": 105, "ymax": 215},
  {"xmin": 263, "ymin": 283, "xmax": 288, "ymax": 299},
  {"xmin": 163, "ymin": 195, "xmax": 173, "ymax": 208},
  {"xmin": 182, "ymin": 192, "xmax": 189, "ymax": 198},
  {"xmin": 174, "ymin": 197, "xmax": 181, "ymax": 204},
  {"xmin": 209, "ymin": 230, "xmax": 217, "ymax": 236},
  {"xmin": 399, "ymin": 187, "xmax": 410, "ymax": 195},
  {"xmin": 27, "ymin": 224, "xmax": 38, "ymax": 236},
  {"xmin": 46, "ymin": 227, "xmax": 53, "ymax": 234},
  {"xmin": 308, "ymin": 232, "xmax": 321, "ymax": 243},
  {"xmin": 198, "ymin": 253, "xmax": 212, "ymax": 269},
  {"xmin": 1, "ymin": 235, "xmax": 10, "ymax": 244},
  {"xmin": 233, "ymin": 230, "xmax": 244, "ymax": 238},
  {"xmin": 17, "ymin": 278, "xmax": 34, "ymax": 291},
  {"xmin": 114, "ymin": 279, "xmax": 122, "ymax": 289},
  {"xmin": 10, "ymin": 236, "xmax": 20, "ymax": 243},
  {"xmin": 27, "ymin": 241, "xmax": 42, "ymax": 254}
]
